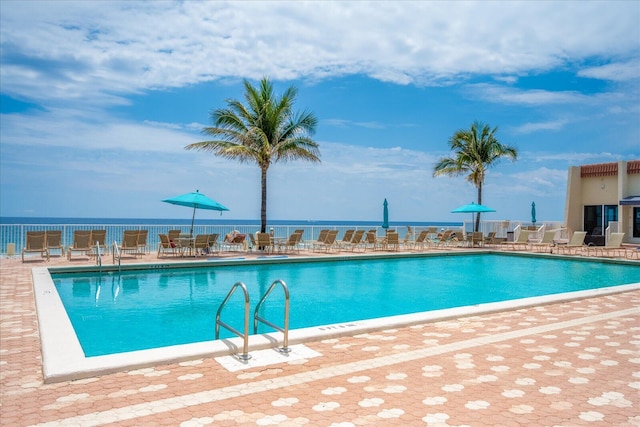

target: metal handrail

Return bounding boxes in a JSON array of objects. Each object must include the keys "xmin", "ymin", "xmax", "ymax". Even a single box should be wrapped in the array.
[
  {"xmin": 95, "ymin": 240, "xmax": 102, "ymax": 274},
  {"xmin": 254, "ymin": 279, "xmax": 290, "ymax": 354},
  {"xmin": 215, "ymin": 281, "xmax": 252, "ymax": 361},
  {"xmin": 112, "ymin": 241, "xmax": 121, "ymax": 273}
]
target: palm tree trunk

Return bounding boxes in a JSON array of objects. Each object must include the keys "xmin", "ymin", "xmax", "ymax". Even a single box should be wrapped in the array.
[
  {"xmin": 261, "ymin": 167, "xmax": 268, "ymax": 233},
  {"xmin": 475, "ymin": 183, "xmax": 482, "ymax": 232}
]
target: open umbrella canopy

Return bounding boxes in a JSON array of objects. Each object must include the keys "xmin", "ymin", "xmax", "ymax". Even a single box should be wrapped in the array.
[
  {"xmin": 162, "ymin": 190, "xmax": 229, "ymax": 235},
  {"xmin": 382, "ymin": 198, "xmax": 389, "ymax": 229},
  {"xmin": 451, "ymin": 202, "xmax": 496, "ymax": 213}
]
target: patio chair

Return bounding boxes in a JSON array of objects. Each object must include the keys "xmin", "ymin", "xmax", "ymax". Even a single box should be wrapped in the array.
[
  {"xmin": 22, "ymin": 231, "xmax": 49, "ymax": 262},
  {"xmin": 276, "ymin": 231, "xmax": 303, "ymax": 254},
  {"xmin": 529, "ymin": 230, "xmax": 557, "ymax": 253},
  {"xmin": 67, "ymin": 230, "xmax": 92, "ymax": 260},
  {"xmin": 207, "ymin": 233, "xmax": 220, "ymax": 254},
  {"xmin": 383, "ymin": 231, "xmax": 400, "ymax": 251},
  {"xmin": 137, "ymin": 229, "xmax": 149, "ymax": 254},
  {"xmin": 314, "ymin": 229, "xmax": 339, "ymax": 252},
  {"xmin": 115, "ymin": 230, "xmax": 142, "ymax": 258},
  {"xmin": 471, "ymin": 231, "xmax": 484, "ymax": 247},
  {"xmin": 341, "ymin": 229, "xmax": 365, "ymax": 252},
  {"xmin": 256, "ymin": 232, "xmax": 274, "ymax": 254},
  {"xmin": 192, "ymin": 234, "xmax": 211, "ymax": 256},
  {"xmin": 339, "ymin": 229, "xmax": 355, "ymax": 248},
  {"xmin": 90, "ymin": 230, "xmax": 107, "ymax": 257},
  {"xmin": 434, "ymin": 230, "xmax": 455, "ymax": 247},
  {"xmin": 500, "ymin": 229, "xmax": 531, "ymax": 251},
  {"xmin": 363, "ymin": 230, "xmax": 382, "ymax": 251},
  {"xmin": 45, "ymin": 230, "xmax": 64, "ymax": 257},
  {"xmin": 412, "ymin": 230, "xmax": 430, "ymax": 251},
  {"xmin": 157, "ymin": 233, "xmax": 181, "ymax": 257},
  {"xmin": 223, "ymin": 231, "xmax": 246, "ymax": 251},
  {"xmin": 168, "ymin": 230, "xmax": 182, "ymax": 242},
  {"xmin": 556, "ymin": 231, "xmax": 587, "ymax": 255},
  {"xmin": 310, "ymin": 229, "xmax": 330, "ymax": 250},
  {"xmin": 483, "ymin": 231, "xmax": 497, "ymax": 247},
  {"xmin": 585, "ymin": 232, "xmax": 626, "ymax": 258}
]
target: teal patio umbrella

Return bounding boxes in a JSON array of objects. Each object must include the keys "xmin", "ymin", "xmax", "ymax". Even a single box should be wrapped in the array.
[
  {"xmin": 382, "ymin": 199, "xmax": 389, "ymax": 229},
  {"xmin": 531, "ymin": 201, "xmax": 537, "ymax": 225},
  {"xmin": 162, "ymin": 190, "xmax": 229, "ymax": 236},
  {"xmin": 451, "ymin": 202, "xmax": 496, "ymax": 231}
]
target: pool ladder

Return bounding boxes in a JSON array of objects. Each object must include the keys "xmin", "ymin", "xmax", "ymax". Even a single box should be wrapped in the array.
[{"xmin": 215, "ymin": 279, "xmax": 290, "ymax": 361}]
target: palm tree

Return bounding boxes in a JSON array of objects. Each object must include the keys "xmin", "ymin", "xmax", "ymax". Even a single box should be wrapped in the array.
[
  {"xmin": 433, "ymin": 121, "xmax": 518, "ymax": 231},
  {"xmin": 185, "ymin": 77, "xmax": 320, "ymax": 233}
]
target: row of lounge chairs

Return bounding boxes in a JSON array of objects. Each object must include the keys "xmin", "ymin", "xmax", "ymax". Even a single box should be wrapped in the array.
[{"xmin": 21, "ymin": 229, "xmax": 150, "ymax": 262}]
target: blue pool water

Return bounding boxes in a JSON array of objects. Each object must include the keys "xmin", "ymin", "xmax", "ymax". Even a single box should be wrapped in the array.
[{"xmin": 52, "ymin": 254, "xmax": 640, "ymax": 357}]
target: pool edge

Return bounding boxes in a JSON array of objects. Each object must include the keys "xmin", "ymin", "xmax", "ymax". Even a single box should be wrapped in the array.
[{"xmin": 34, "ymin": 264, "xmax": 640, "ymax": 383}]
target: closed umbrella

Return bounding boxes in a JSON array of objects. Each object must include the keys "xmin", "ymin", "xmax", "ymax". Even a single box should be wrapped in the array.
[
  {"xmin": 382, "ymin": 199, "xmax": 389, "ymax": 229},
  {"xmin": 531, "ymin": 201, "xmax": 537, "ymax": 225},
  {"xmin": 162, "ymin": 190, "xmax": 229, "ymax": 236},
  {"xmin": 451, "ymin": 202, "xmax": 496, "ymax": 232}
]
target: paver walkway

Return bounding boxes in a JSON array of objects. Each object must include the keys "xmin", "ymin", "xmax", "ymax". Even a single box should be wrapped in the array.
[{"xmin": 1, "ymin": 251, "xmax": 639, "ymax": 426}]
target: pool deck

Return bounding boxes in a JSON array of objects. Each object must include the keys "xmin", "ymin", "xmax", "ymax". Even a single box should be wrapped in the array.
[{"xmin": 1, "ymin": 248, "xmax": 639, "ymax": 426}]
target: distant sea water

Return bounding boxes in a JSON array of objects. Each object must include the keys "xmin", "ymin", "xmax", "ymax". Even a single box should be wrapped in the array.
[{"xmin": 0, "ymin": 217, "xmax": 462, "ymax": 227}]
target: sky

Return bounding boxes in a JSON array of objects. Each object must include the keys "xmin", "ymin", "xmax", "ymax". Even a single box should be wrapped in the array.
[{"xmin": 1, "ymin": 1, "xmax": 639, "ymax": 224}]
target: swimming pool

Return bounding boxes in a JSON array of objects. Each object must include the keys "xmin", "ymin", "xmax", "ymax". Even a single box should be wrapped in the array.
[{"xmin": 51, "ymin": 253, "xmax": 640, "ymax": 358}]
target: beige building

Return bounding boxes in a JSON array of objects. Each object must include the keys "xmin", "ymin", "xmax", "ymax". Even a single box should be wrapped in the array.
[{"xmin": 565, "ymin": 160, "xmax": 640, "ymax": 245}]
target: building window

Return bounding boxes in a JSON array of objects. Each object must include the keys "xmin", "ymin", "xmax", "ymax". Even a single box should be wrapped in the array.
[
  {"xmin": 634, "ymin": 207, "xmax": 640, "ymax": 238},
  {"xmin": 584, "ymin": 205, "xmax": 618, "ymax": 235}
]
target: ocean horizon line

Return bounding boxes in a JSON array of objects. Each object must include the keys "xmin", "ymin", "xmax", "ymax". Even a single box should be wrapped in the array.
[{"xmin": 0, "ymin": 216, "xmax": 464, "ymax": 226}]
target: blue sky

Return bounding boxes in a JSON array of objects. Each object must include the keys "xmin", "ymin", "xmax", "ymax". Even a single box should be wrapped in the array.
[{"xmin": 1, "ymin": 1, "xmax": 638, "ymax": 223}]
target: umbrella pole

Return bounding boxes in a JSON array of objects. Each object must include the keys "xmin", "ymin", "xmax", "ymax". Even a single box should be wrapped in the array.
[{"xmin": 190, "ymin": 205, "xmax": 197, "ymax": 236}]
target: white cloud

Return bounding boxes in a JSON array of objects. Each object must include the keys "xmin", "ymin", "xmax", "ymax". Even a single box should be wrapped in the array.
[
  {"xmin": 578, "ymin": 60, "xmax": 640, "ymax": 82},
  {"xmin": 1, "ymin": 1, "xmax": 638, "ymax": 108},
  {"xmin": 512, "ymin": 119, "xmax": 569, "ymax": 134},
  {"xmin": 467, "ymin": 84, "xmax": 587, "ymax": 106}
]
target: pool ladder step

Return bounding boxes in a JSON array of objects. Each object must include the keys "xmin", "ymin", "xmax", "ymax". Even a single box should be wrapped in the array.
[{"xmin": 215, "ymin": 279, "xmax": 290, "ymax": 361}]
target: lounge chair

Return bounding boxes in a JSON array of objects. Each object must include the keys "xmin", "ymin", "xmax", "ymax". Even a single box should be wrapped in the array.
[
  {"xmin": 585, "ymin": 232, "xmax": 626, "ymax": 258},
  {"xmin": 556, "ymin": 231, "xmax": 587, "ymax": 255},
  {"xmin": 22, "ymin": 231, "xmax": 49, "ymax": 262},
  {"xmin": 529, "ymin": 230, "xmax": 557, "ymax": 253},
  {"xmin": 90, "ymin": 230, "xmax": 107, "ymax": 257},
  {"xmin": 276, "ymin": 231, "xmax": 303, "ymax": 253},
  {"xmin": 500, "ymin": 229, "xmax": 531, "ymax": 250},
  {"xmin": 383, "ymin": 231, "xmax": 400, "ymax": 251},
  {"xmin": 311, "ymin": 229, "xmax": 330, "ymax": 251},
  {"xmin": 207, "ymin": 233, "xmax": 220, "ymax": 254},
  {"xmin": 363, "ymin": 230, "xmax": 382, "ymax": 251},
  {"xmin": 137, "ymin": 229, "xmax": 149, "ymax": 254},
  {"xmin": 483, "ymin": 231, "xmax": 497, "ymax": 247},
  {"xmin": 434, "ymin": 230, "xmax": 454, "ymax": 247},
  {"xmin": 338, "ymin": 229, "xmax": 355, "ymax": 248},
  {"xmin": 340, "ymin": 229, "xmax": 365, "ymax": 252},
  {"xmin": 45, "ymin": 230, "xmax": 64, "ymax": 257},
  {"xmin": 115, "ymin": 230, "xmax": 142, "ymax": 259},
  {"xmin": 67, "ymin": 230, "xmax": 92, "ymax": 260},
  {"xmin": 412, "ymin": 230, "xmax": 429, "ymax": 251},
  {"xmin": 314, "ymin": 229, "xmax": 339, "ymax": 252},
  {"xmin": 157, "ymin": 234, "xmax": 182, "ymax": 257},
  {"xmin": 223, "ymin": 230, "xmax": 246, "ymax": 251}
]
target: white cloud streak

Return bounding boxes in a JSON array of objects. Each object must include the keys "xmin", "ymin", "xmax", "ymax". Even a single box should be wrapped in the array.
[{"xmin": 1, "ymin": 1, "xmax": 638, "ymax": 108}]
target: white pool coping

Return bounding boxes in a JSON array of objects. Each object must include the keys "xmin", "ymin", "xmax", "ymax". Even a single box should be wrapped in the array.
[{"xmin": 32, "ymin": 264, "xmax": 640, "ymax": 383}]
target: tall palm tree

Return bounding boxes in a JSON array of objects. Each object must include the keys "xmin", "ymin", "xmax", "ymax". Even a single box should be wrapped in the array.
[
  {"xmin": 185, "ymin": 77, "xmax": 320, "ymax": 233},
  {"xmin": 433, "ymin": 121, "xmax": 518, "ymax": 231}
]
